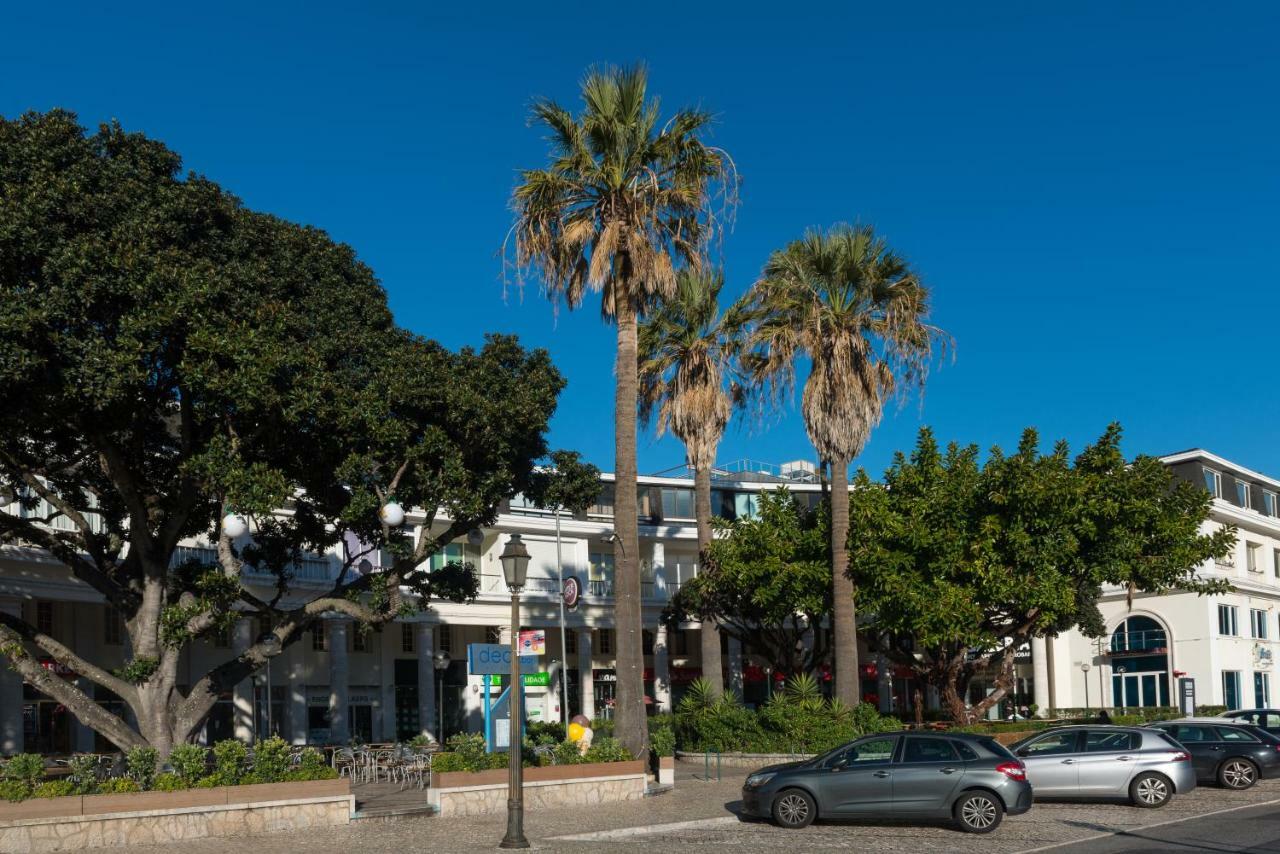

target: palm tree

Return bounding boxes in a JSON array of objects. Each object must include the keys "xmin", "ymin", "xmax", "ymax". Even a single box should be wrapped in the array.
[
  {"xmin": 740, "ymin": 224, "xmax": 946, "ymax": 707},
  {"xmin": 510, "ymin": 65, "xmax": 734, "ymax": 754},
  {"xmin": 638, "ymin": 269, "xmax": 743, "ymax": 697}
]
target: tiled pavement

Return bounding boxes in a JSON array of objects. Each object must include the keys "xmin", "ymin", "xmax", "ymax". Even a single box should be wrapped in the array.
[{"xmin": 104, "ymin": 761, "xmax": 1280, "ymax": 853}]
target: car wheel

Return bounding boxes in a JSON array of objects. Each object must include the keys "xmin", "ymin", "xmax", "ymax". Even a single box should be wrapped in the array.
[
  {"xmin": 1129, "ymin": 772, "xmax": 1172, "ymax": 808},
  {"xmin": 771, "ymin": 788, "xmax": 816, "ymax": 829},
  {"xmin": 954, "ymin": 791, "xmax": 1003, "ymax": 834},
  {"xmin": 1218, "ymin": 758, "xmax": 1258, "ymax": 790}
]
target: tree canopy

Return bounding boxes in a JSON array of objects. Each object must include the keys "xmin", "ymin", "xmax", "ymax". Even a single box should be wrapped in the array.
[
  {"xmin": 524, "ymin": 450, "xmax": 601, "ymax": 516},
  {"xmin": 849, "ymin": 425, "xmax": 1234, "ymax": 722},
  {"xmin": 0, "ymin": 110, "xmax": 564, "ymax": 752}
]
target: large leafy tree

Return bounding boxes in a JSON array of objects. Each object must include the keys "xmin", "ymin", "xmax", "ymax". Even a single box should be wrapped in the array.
[
  {"xmin": 667, "ymin": 489, "xmax": 832, "ymax": 676},
  {"xmin": 850, "ymin": 426, "xmax": 1235, "ymax": 724},
  {"xmin": 509, "ymin": 65, "xmax": 735, "ymax": 755},
  {"xmin": 0, "ymin": 111, "xmax": 564, "ymax": 754},
  {"xmin": 638, "ymin": 269, "xmax": 744, "ymax": 696},
  {"xmin": 740, "ymin": 224, "xmax": 947, "ymax": 707}
]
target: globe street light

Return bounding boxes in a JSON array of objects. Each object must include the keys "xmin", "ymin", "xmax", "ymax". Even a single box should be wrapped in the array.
[
  {"xmin": 1081, "ymin": 661, "xmax": 1092, "ymax": 714},
  {"xmin": 433, "ymin": 649, "xmax": 452, "ymax": 742},
  {"xmin": 257, "ymin": 631, "xmax": 283, "ymax": 739},
  {"xmin": 498, "ymin": 534, "xmax": 530, "ymax": 850}
]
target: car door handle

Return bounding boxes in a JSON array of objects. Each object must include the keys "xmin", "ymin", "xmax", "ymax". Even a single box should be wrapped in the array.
[
  {"xmin": 1116, "ymin": 756, "xmax": 1133, "ymax": 762},
  {"xmin": 940, "ymin": 767, "xmax": 958, "ymax": 774},
  {"xmin": 873, "ymin": 770, "xmax": 891, "ymax": 778},
  {"xmin": 1061, "ymin": 759, "xmax": 1075, "ymax": 764}
]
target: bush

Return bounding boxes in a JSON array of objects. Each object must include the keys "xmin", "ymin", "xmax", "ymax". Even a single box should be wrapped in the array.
[
  {"xmin": 430, "ymin": 752, "xmax": 465, "ymax": 773},
  {"xmin": 1, "ymin": 753, "xmax": 45, "ymax": 792},
  {"xmin": 96, "ymin": 778, "xmax": 141, "ymax": 794},
  {"xmin": 250, "ymin": 736, "xmax": 291, "ymax": 783},
  {"xmin": 285, "ymin": 765, "xmax": 338, "ymax": 782},
  {"xmin": 151, "ymin": 773, "xmax": 187, "ymax": 792},
  {"xmin": 126, "ymin": 746, "xmax": 159, "ymax": 790},
  {"xmin": 67, "ymin": 754, "xmax": 101, "ymax": 794},
  {"xmin": 167, "ymin": 744, "xmax": 207, "ymax": 785},
  {"xmin": 650, "ymin": 726, "xmax": 676, "ymax": 758},
  {"xmin": 295, "ymin": 747, "xmax": 330, "ymax": 778},
  {"xmin": 1197, "ymin": 705, "xmax": 1227, "ymax": 717},
  {"xmin": 32, "ymin": 780, "xmax": 76, "ymax": 799},
  {"xmin": 527, "ymin": 721, "xmax": 565, "ymax": 745},
  {"xmin": 584, "ymin": 737, "xmax": 631, "ymax": 764},
  {"xmin": 0, "ymin": 780, "xmax": 28, "ymax": 802},
  {"xmin": 211, "ymin": 739, "xmax": 248, "ymax": 786}
]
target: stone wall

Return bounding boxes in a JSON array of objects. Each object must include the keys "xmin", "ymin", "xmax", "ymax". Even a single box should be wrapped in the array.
[
  {"xmin": 675, "ymin": 750, "xmax": 815, "ymax": 768},
  {"xmin": 429, "ymin": 771, "xmax": 646, "ymax": 817},
  {"xmin": 0, "ymin": 793, "xmax": 353, "ymax": 853}
]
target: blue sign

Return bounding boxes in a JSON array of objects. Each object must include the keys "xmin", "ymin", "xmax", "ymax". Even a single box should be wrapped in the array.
[{"xmin": 467, "ymin": 643, "xmax": 537, "ymax": 676}]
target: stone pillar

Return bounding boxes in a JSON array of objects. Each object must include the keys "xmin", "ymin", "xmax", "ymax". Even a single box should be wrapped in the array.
[
  {"xmin": 1031, "ymin": 636, "xmax": 1051, "ymax": 717},
  {"xmin": 417, "ymin": 622, "xmax": 437, "ymax": 740},
  {"xmin": 727, "ymin": 636, "xmax": 743, "ymax": 699},
  {"xmin": 577, "ymin": 629, "xmax": 594, "ymax": 719},
  {"xmin": 328, "ymin": 619, "xmax": 350, "ymax": 745},
  {"xmin": 289, "ymin": 680, "xmax": 308, "ymax": 745},
  {"xmin": 379, "ymin": 627, "xmax": 396, "ymax": 742},
  {"xmin": 232, "ymin": 618, "xmax": 254, "ymax": 742},
  {"xmin": 651, "ymin": 541, "xmax": 667, "ymax": 600},
  {"xmin": 653, "ymin": 624, "xmax": 672, "ymax": 713},
  {"xmin": 0, "ymin": 599, "xmax": 23, "ymax": 755}
]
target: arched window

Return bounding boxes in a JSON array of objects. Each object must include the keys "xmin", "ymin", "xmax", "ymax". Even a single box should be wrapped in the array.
[{"xmin": 1110, "ymin": 616, "xmax": 1170, "ymax": 708}]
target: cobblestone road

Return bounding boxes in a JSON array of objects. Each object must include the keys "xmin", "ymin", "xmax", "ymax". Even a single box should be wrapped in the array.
[{"xmin": 107, "ymin": 762, "xmax": 1280, "ymax": 853}]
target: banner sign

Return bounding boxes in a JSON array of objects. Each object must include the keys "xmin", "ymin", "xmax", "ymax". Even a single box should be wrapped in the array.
[
  {"xmin": 467, "ymin": 643, "xmax": 538, "ymax": 676},
  {"xmin": 491, "ymin": 672, "xmax": 551, "ymax": 688},
  {"xmin": 519, "ymin": 630, "xmax": 545, "ymax": 656}
]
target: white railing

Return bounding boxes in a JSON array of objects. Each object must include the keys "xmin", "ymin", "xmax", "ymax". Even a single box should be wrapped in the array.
[{"xmin": 169, "ymin": 545, "xmax": 333, "ymax": 581}]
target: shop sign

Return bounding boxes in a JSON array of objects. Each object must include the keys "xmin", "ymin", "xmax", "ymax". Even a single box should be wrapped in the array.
[
  {"xmin": 467, "ymin": 643, "xmax": 537, "ymax": 675},
  {"xmin": 562, "ymin": 576, "xmax": 581, "ymax": 609},
  {"xmin": 490, "ymin": 672, "xmax": 551, "ymax": 688},
  {"xmin": 38, "ymin": 659, "xmax": 75, "ymax": 678},
  {"xmin": 518, "ymin": 630, "xmax": 545, "ymax": 656},
  {"xmin": 593, "ymin": 669, "xmax": 617, "ymax": 682}
]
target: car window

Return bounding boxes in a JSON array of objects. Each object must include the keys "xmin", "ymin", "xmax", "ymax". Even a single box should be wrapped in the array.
[
  {"xmin": 1022, "ymin": 732, "xmax": 1079, "ymax": 756},
  {"xmin": 1155, "ymin": 732, "xmax": 1185, "ymax": 750},
  {"xmin": 1173, "ymin": 725, "xmax": 1209, "ymax": 742},
  {"xmin": 902, "ymin": 738, "xmax": 959, "ymax": 763},
  {"xmin": 828, "ymin": 736, "xmax": 897, "ymax": 767},
  {"xmin": 953, "ymin": 741, "xmax": 979, "ymax": 761},
  {"xmin": 1216, "ymin": 726, "xmax": 1261, "ymax": 743},
  {"xmin": 1084, "ymin": 731, "xmax": 1139, "ymax": 752},
  {"xmin": 1232, "ymin": 711, "xmax": 1261, "ymax": 725},
  {"xmin": 979, "ymin": 738, "xmax": 1017, "ymax": 760},
  {"xmin": 1265, "ymin": 713, "xmax": 1280, "ymax": 729}
]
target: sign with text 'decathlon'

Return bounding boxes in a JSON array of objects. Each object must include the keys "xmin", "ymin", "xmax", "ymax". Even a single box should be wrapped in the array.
[{"xmin": 467, "ymin": 643, "xmax": 538, "ymax": 676}]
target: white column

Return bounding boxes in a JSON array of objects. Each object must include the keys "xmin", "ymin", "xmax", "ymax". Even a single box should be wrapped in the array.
[
  {"xmin": 328, "ymin": 619, "xmax": 350, "ymax": 744},
  {"xmin": 800, "ymin": 620, "xmax": 815, "ymax": 673},
  {"xmin": 378, "ymin": 626, "xmax": 395, "ymax": 742},
  {"xmin": 289, "ymin": 680, "xmax": 308, "ymax": 745},
  {"xmin": 727, "ymin": 636, "xmax": 743, "ymax": 699},
  {"xmin": 232, "ymin": 618, "xmax": 254, "ymax": 742},
  {"xmin": 417, "ymin": 622, "xmax": 437, "ymax": 740},
  {"xmin": 1031, "ymin": 636, "xmax": 1051, "ymax": 717},
  {"xmin": 578, "ymin": 629, "xmax": 594, "ymax": 718},
  {"xmin": 877, "ymin": 654, "xmax": 893, "ymax": 714},
  {"xmin": 653, "ymin": 624, "xmax": 672, "ymax": 713},
  {"xmin": 652, "ymin": 541, "xmax": 667, "ymax": 600},
  {"xmin": 0, "ymin": 599, "xmax": 23, "ymax": 755}
]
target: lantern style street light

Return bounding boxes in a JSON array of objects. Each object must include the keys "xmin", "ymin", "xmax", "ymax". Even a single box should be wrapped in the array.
[
  {"xmin": 498, "ymin": 534, "xmax": 530, "ymax": 850},
  {"xmin": 1081, "ymin": 661, "xmax": 1092, "ymax": 713},
  {"xmin": 256, "ymin": 631, "xmax": 283, "ymax": 739}
]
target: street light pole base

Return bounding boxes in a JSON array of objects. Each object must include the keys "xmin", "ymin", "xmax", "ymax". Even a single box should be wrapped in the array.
[{"xmin": 499, "ymin": 798, "xmax": 529, "ymax": 849}]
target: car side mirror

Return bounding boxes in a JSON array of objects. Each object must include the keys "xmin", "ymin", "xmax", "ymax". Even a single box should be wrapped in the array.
[{"xmin": 830, "ymin": 757, "xmax": 850, "ymax": 771}]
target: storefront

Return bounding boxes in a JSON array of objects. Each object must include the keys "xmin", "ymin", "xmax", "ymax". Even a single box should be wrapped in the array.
[{"xmin": 592, "ymin": 669, "xmax": 616, "ymax": 719}]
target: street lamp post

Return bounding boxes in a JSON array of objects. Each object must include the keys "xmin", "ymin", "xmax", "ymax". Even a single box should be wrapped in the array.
[
  {"xmin": 1081, "ymin": 662, "xmax": 1092, "ymax": 714},
  {"xmin": 433, "ymin": 649, "xmax": 451, "ymax": 742},
  {"xmin": 499, "ymin": 534, "xmax": 531, "ymax": 850},
  {"xmin": 256, "ymin": 631, "xmax": 283, "ymax": 738}
]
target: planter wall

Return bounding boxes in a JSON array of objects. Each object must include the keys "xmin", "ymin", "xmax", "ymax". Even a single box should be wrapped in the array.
[
  {"xmin": 658, "ymin": 756, "xmax": 675, "ymax": 786},
  {"xmin": 0, "ymin": 779, "xmax": 351, "ymax": 854},
  {"xmin": 675, "ymin": 750, "xmax": 814, "ymax": 769},
  {"xmin": 429, "ymin": 760, "xmax": 646, "ymax": 817}
]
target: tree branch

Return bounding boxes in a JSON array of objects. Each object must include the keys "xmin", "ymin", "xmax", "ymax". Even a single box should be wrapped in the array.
[{"xmin": 0, "ymin": 609, "xmax": 139, "ymax": 705}]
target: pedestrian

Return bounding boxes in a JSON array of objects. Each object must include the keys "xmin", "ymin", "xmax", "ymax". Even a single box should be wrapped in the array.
[{"xmin": 1098, "ymin": 708, "xmax": 1112, "ymax": 724}]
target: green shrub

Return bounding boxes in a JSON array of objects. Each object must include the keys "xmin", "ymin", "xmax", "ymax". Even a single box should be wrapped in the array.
[
  {"xmin": 32, "ymin": 780, "xmax": 75, "ymax": 799},
  {"xmin": 0, "ymin": 780, "xmax": 28, "ymax": 802},
  {"xmin": 430, "ymin": 752, "xmax": 465, "ymax": 773},
  {"xmin": 251, "ymin": 736, "xmax": 291, "ymax": 783},
  {"xmin": 1, "ymin": 753, "xmax": 45, "ymax": 791},
  {"xmin": 193, "ymin": 775, "xmax": 220, "ymax": 788},
  {"xmin": 527, "ymin": 722, "xmax": 565, "ymax": 745},
  {"xmin": 66, "ymin": 754, "xmax": 101, "ymax": 794},
  {"xmin": 211, "ymin": 739, "xmax": 248, "ymax": 786},
  {"xmin": 1196, "ymin": 705, "xmax": 1227, "ymax": 717},
  {"xmin": 151, "ymin": 773, "xmax": 187, "ymax": 792},
  {"xmin": 589, "ymin": 718, "xmax": 615, "ymax": 738},
  {"xmin": 284, "ymin": 765, "xmax": 338, "ymax": 782},
  {"xmin": 96, "ymin": 778, "xmax": 141, "ymax": 794},
  {"xmin": 168, "ymin": 744, "xmax": 208, "ymax": 785},
  {"xmin": 650, "ymin": 726, "xmax": 676, "ymax": 758},
  {"xmin": 553, "ymin": 740, "xmax": 584, "ymax": 766},
  {"xmin": 126, "ymin": 746, "xmax": 159, "ymax": 790},
  {"xmin": 584, "ymin": 737, "xmax": 632, "ymax": 764},
  {"xmin": 295, "ymin": 747, "xmax": 329, "ymax": 778}
]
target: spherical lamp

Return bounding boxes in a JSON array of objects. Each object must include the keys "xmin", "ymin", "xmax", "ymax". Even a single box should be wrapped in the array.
[
  {"xmin": 221, "ymin": 511, "xmax": 248, "ymax": 539},
  {"xmin": 379, "ymin": 498, "xmax": 406, "ymax": 528}
]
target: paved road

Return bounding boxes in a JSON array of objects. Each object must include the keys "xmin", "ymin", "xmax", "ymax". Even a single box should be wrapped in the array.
[{"xmin": 1046, "ymin": 799, "xmax": 1280, "ymax": 852}]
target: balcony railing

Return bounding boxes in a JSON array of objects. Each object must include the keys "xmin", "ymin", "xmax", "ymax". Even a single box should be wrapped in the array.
[
  {"xmin": 169, "ymin": 545, "xmax": 333, "ymax": 581},
  {"xmin": 1109, "ymin": 629, "xmax": 1168, "ymax": 655}
]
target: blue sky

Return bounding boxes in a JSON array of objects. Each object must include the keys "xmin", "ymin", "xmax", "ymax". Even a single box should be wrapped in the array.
[{"xmin": 4, "ymin": 2, "xmax": 1277, "ymax": 478}]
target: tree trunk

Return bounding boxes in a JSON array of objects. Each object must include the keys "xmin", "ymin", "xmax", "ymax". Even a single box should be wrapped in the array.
[
  {"xmin": 829, "ymin": 456, "xmax": 860, "ymax": 707},
  {"xmin": 612, "ymin": 299, "xmax": 648, "ymax": 757},
  {"xmin": 693, "ymin": 462, "xmax": 724, "ymax": 696}
]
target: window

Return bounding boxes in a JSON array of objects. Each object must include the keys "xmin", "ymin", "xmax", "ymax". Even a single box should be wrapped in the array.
[
  {"xmin": 589, "ymin": 485, "xmax": 615, "ymax": 516},
  {"xmin": 438, "ymin": 624, "xmax": 452, "ymax": 654},
  {"xmin": 311, "ymin": 625, "xmax": 326, "ymax": 651},
  {"xmin": 1248, "ymin": 543, "xmax": 1263, "ymax": 573},
  {"xmin": 1165, "ymin": 724, "xmax": 1209, "ymax": 742},
  {"xmin": 597, "ymin": 628, "xmax": 613, "ymax": 656},
  {"xmin": 826, "ymin": 736, "xmax": 897, "ymax": 767},
  {"xmin": 674, "ymin": 630, "xmax": 688, "ymax": 656},
  {"xmin": 1237, "ymin": 480, "xmax": 1253, "ymax": 509},
  {"xmin": 1223, "ymin": 670, "xmax": 1243, "ymax": 710},
  {"xmin": 1021, "ymin": 732, "xmax": 1079, "ymax": 756},
  {"xmin": 1252, "ymin": 608, "xmax": 1269, "ymax": 639},
  {"xmin": 1204, "ymin": 468, "xmax": 1223, "ymax": 498},
  {"xmin": 902, "ymin": 738, "xmax": 959, "ymax": 763},
  {"xmin": 429, "ymin": 543, "xmax": 465, "ymax": 572},
  {"xmin": 660, "ymin": 488, "xmax": 695, "ymax": 519},
  {"xmin": 1256, "ymin": 672, "xmax": 1272, "ymax": 708},
  {"xmin": 733, "ymin": 491, "xmax": 762, "ymax": 521},
  {"xmin": 1265, "ymin": 491, "xmax": 1279, "ymax": 517},
  {"xmin": 213, "ymin": 627, "xmax": 230, "ymax": 649},
  {"xmin": 352, "ymin": 628, "xmax": 368, "ymax": 653},
  {"xmin": 564, "ymin": 630, "xmax": 577, "ymax": 655},
  {"xmin": 1084, "ymin": 731, "xmax": 1139, "ymax": 752},
  {"xmin": 402, "ymin": 624, "xmax": 416, "ymax": 653},
  {"xmin": 642, "ymin": 630, "xmax": 654, "ymax": 655},
  {"xmin": 1219, "ymin": 604, "xmax": 1239, "ymax": 636},
  {"xmin": 953, "ymin": 741, "xmax": 979, "ymax": 761},
  {"xmin": 36, "ymin": 602, "xmax": 53, "ymax": 636},
  {"xmin": 1217, "ymin": 725, "xmax": 1260, "ymax": 743},
  {"xmin": 1275, "ymin": 550, "xmax": 1280, "ymax": 578},
  {"xmin": 103, "ymin": 606, "xmax": 123, "ymax": 646}
]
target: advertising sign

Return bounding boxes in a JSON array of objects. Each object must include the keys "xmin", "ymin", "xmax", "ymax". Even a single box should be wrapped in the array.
[
  {"xmin": 519, "ymin": 629, "xmax": 546, "ymax": 656},
  {"xmin": 467, "ymin": 643, "xmax": 538, "ymax": 675},
  {"xmin": 491, "ymin": 672, "xmax": 551, "ymax": 688},
  {"xmin": 562, "ymin": 576, "xmax": 581, "ymax": 609}
]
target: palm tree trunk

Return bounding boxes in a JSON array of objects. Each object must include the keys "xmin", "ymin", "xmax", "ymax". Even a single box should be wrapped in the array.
[
  {"xmin": 829, "ymin": 456, "xmax": 861, "ymax": 707},
  {"xmin": 612, "ymin": 298, "xmax": 648, "ymax": 756},
  {"xmin": 694, "ymin": 461, "xmax": 724, "ymax": 695}
]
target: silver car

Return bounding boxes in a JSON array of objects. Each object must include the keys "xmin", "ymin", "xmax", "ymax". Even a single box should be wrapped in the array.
[{"xmin": 1009, "ymin": 725, "xmax": 1196, "ymax": 808}]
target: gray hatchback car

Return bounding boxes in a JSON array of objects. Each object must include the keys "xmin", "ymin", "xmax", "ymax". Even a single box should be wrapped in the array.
[
  {"xmin": 1009, "ymin": 726, "xmax": 1195, "ymax": 808},
  {"xmin": 741, "ymin": 732, "xmax": 1033, "ymax": 833}
]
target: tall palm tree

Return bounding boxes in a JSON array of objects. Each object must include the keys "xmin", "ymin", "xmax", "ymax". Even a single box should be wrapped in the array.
[
  {"xmin": 638, "ymin": 269, "xmax": 743, "ymax": 697},
  {"xmin": 510, "ymin": 65, "xmax": 733, "ymax": 755},
  {"xmin": 740, "ymin": 224, "xmax": 946, "ymax": 707}
]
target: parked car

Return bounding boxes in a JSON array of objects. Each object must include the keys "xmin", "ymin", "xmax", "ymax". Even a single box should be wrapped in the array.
[
  {"xmin": 1149, "ymin": 718, "xmax": 1280, "ymax": 789},
  {"xmin": 1008, "ymin": 725, "xmax": 1194, "ymax": 808},
  {"xmin": 1219, "ymin": 709, "xmax": 1280, "ymax": 736},
  {"xmin": 740, "ymin": 732, "xmax": 1033, "ymax": 834}
]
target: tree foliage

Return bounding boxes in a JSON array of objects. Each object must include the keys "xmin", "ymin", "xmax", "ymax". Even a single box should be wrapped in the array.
[
  {"xmin": 667, "ymin": 489, "xmax": 832, "ymax": 674},
  {"xmin": 0, "ymin": 110, "xmax": 564, "ymax": 752},
  {"xmin": 524, "ymin": 450, "xmax": 601, "ymax": 516},
  {"xmin": 849, "ymin": 424, "xmax": 1234, "ymax": 723}
]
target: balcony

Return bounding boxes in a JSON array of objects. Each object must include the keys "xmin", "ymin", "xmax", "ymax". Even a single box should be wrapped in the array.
[
  {"xmin": 169, "ymin": 545, "xmax": 334, "ymax": 581},
  {"xmin": 1108, "ymin": 629, "xmax": 1168, "ymax": 656}
]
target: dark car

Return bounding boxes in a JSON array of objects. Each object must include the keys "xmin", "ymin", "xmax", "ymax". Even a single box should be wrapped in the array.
[
  {"xmin": 1149, "ymin": 718, "xmax": 1280, "ymax": 789},
  {"xmin": 740, "ymin": 732, "xmax": 1033, "ymax": 834},
  {"xmin": 1220, "ymin": 709, "xmax": 1280, "ymax": 736}
]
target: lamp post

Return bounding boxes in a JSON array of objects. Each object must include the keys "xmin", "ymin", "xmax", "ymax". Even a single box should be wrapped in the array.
[
  {"xmin": 1081, "ymin": 662, "xmax": 1092, "ymax": 714},
  {"xmin": 256, "ymin": 631, "xmax": 283, "ymax": 738},
  {"xmin": 499, "ymin": 534, "xmax": 530, "ymax": 850},
  {"xmin": 433, "ymin": 649, "xmax": 451, "ymax": 741}
]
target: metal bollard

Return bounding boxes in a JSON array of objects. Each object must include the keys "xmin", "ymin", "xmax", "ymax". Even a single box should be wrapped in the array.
[
  {"xmin": 704, "ymin": 749, "xmax": 710, "ymax": 781},
  {"xmin": 716, "ymin": 750, "xmax": 721, "ymax": 782}
]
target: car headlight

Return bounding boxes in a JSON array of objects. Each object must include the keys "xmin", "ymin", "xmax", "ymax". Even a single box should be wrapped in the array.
[{"xmin": 745, "ymin": 772, "xmax": 776, "ymax": 788}]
